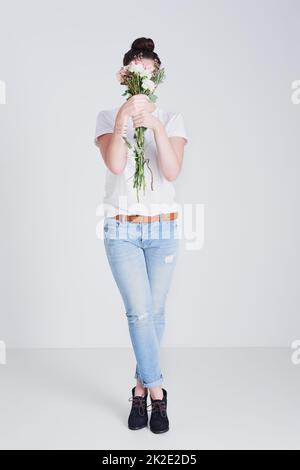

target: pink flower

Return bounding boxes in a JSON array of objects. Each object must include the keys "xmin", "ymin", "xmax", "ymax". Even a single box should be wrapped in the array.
[
  {"xmin": 116, "ymin": 71, "xmax": 122, "ymax": 82},
  {"xmin": 116, "ymin": 66, "xmax": 129, "ymax": 82}
]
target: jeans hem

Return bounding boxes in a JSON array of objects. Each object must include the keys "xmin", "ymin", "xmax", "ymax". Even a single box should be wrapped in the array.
[{"xmin": 134, "ymin": 373, "xmax": 164, "ymax": 388}]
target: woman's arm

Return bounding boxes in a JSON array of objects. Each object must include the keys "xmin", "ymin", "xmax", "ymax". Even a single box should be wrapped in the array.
[
  {"xmin": 96, "ymin": 109, "xmax": 129, "ymax": 174},
  {"xmin": 132, "ymin": 110, "xmax": 187, "ymax": 181},
  {"xmin": 95, "ymin": 95, "xmax": 156, "ymax": 175},
  {"xmin": 153, "ymin": 121, "xmax": 186, "ymax": 181}
]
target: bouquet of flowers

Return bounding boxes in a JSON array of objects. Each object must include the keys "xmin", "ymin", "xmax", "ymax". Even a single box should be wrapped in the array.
[{"xmin": 116, "ymin": 53, "xmax": 166, "ymax": 202}]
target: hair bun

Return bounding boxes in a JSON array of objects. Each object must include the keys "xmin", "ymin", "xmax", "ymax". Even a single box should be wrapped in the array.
[{"xmin": 131, "ymin": 37, "xmax": 155, "ymax": 52}]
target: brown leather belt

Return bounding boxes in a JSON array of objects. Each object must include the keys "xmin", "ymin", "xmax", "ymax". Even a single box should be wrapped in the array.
[{"xmin": 114, "ymin": 212, "xmax": 178, "ymax": 223}]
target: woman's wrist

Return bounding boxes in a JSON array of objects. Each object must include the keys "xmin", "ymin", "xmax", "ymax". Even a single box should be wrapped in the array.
[
  {"xmin": 114, "ymin": 111, "xmax": 129, "ymax": 137},
  {"xmin": 152, "ymin": 119, "xmax": 164, "ymax": 134}
]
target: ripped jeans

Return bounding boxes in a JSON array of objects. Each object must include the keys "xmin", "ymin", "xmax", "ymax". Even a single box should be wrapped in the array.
[{"xmin": 103, "ymin": 214, "xmax": 179, "ymax": 388}]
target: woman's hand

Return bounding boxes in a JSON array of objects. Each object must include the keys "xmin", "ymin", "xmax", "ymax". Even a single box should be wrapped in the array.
[
  {"xmin": 132, "ymin": 109, "xmax": 161, "ymax": 131},
  {"xmin": 119, "ymin": 94, "xmax": 155, "ymax": 120}
]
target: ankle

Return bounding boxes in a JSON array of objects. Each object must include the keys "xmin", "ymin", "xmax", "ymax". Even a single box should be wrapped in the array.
[
  {"xmin": 150, "ymin": 387, "xmax": 163, "ymax": 400},
  {"xmin": 134, "ymin": 383, "xmax": 148, "ymax": 397}
]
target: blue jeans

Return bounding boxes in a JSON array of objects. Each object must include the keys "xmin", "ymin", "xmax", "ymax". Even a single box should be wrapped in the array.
[{"xmin": 103, "ymin": 214, "xmax": 179, "ymax": 388}]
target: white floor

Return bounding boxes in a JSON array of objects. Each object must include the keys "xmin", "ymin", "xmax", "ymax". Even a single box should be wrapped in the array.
[{"xmin": 0, "ymin": 347, "xmax": 299, "ymax": 450}]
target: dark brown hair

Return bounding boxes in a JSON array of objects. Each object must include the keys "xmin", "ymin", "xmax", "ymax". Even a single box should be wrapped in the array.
[{"xmin": 123, "ymin": 37, "xmax": 161, "ymax": 68}]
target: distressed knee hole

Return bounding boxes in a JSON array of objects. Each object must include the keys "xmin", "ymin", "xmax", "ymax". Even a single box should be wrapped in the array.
[
  {"xmin": 136, "ymin": 313, "xmax": 149, "ymax": 321},
  {"xmin": 164, "ymin": 254, "xmax": 174, "ymax": 263},
  {"xmin": 126, "ymin": 311, "xmax": 150, "ymax": 324}
]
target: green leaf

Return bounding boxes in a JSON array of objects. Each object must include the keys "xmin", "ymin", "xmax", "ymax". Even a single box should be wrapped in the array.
[{"xmin": 122, "ymin": 136, "xmax": 132, "ymax": 149}]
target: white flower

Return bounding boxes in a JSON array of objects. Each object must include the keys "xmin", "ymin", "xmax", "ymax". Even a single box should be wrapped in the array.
[
  {"xmin": 128, "ymin": 62, "xmax": 145, "ymax": 75},
  {"xmin": 142, "ymin": 69, "xmax": 153, "ymax": 79},
  {"xmin": 142, "ymin": 78, "xmax": 155, "ymax": 92}
]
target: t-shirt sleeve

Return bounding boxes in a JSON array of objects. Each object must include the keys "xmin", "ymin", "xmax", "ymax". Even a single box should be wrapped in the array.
[
  {"xmin": 94, "ymin": 110, "xmax": 114, "ymax": 146},
  {"xmin": 165, "ymin": 112, "xmax": 188, "ymax": 145}
]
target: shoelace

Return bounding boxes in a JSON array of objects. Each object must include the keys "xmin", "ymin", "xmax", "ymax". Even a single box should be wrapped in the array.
[
  {"xmin": 128, "ymin": 395, "xmax": 147, "ymax": 416},
  {"xmin": 147, "ymin": 400, "xmax": 167, "ymax": 417}
]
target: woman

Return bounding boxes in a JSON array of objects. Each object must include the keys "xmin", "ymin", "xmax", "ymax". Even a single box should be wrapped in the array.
[{"xmin": 94, "ymin": 37, "xmax": 188, "ymax": 433}]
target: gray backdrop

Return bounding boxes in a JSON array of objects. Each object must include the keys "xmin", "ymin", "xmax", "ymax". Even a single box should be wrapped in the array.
[{"xmin": 0, "ymin": 0, "xmax": 299, "ymax": 348}]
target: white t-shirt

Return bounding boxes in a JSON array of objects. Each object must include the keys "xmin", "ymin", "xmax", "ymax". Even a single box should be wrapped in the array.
[{"xmin": 94, "ymin": 106, "xmax": 188, "ymax": 217}]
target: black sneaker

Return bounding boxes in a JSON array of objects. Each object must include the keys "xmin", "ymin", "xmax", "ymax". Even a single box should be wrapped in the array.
[
  {"xmin": 128, "ymin": 386, "xmax": 148, "ymax": 430},
  {"xmin": 148, "ymin": 388, "xmax": 169, "ymax": 434}
]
